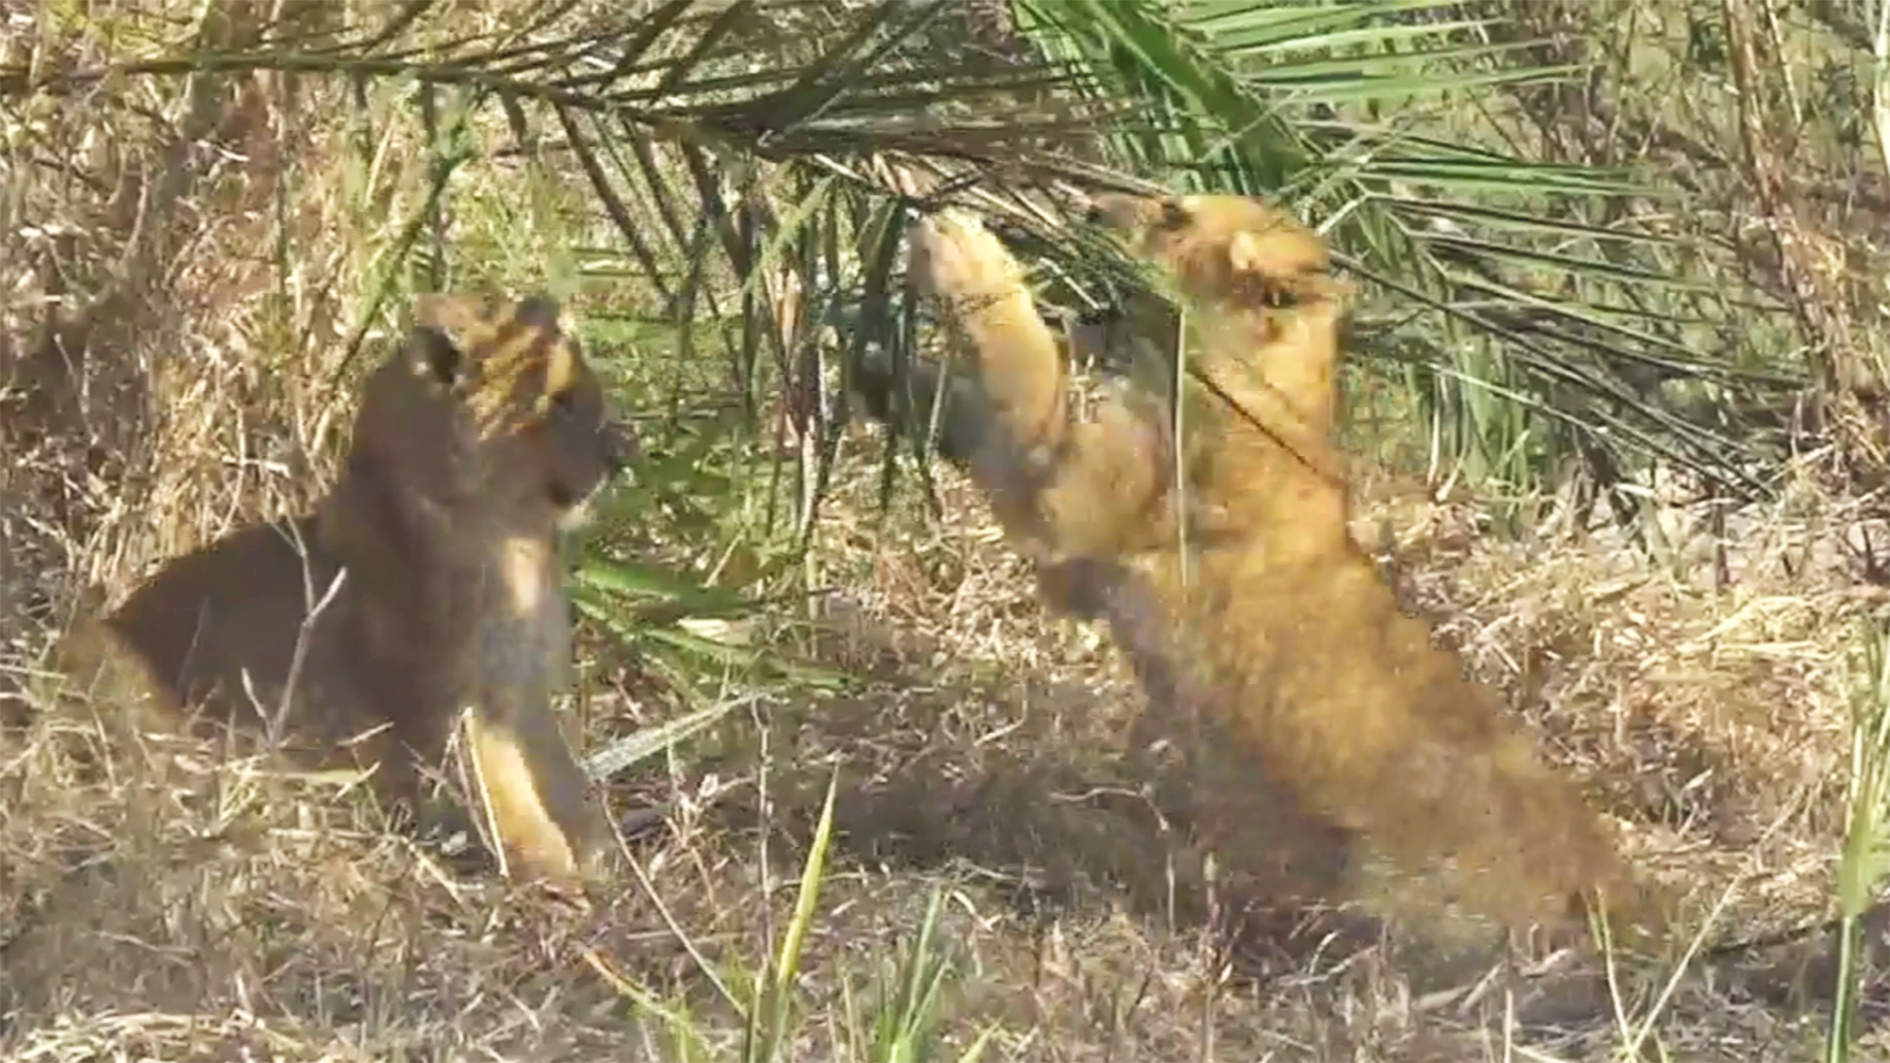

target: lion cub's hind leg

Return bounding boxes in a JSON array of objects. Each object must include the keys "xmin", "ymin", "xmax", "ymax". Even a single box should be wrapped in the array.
[{"xmin": 84, "ymin": 518, "xmax": 387, "ymax": 767}]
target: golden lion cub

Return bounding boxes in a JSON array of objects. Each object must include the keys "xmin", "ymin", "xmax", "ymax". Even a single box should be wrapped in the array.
[
  {"xmin": 904, "ymin": 196, "xmax": 1639, "ymax": 938},
  {"xmin": 64, "ymin": 292, "xmax": 633, "ymax": 895}
]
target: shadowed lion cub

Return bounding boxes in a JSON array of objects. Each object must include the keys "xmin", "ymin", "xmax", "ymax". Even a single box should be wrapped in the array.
[
  {"xmin": 894, "ymin": 196, "xmax": 1642, "ymax": 940},
  {"xmin": 62, "ymin": 292, "xmax": 634, "ymax": 895}
]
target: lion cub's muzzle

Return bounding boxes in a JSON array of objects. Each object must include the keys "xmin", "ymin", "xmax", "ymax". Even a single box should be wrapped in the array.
[{"xmin": 546, "ymin": 418, "xmax": 638, "ymax": 522}]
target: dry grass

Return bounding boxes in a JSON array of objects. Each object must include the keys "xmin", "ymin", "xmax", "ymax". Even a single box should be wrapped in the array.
[
  {"xmin": 9, "ymin": 452, "xmax": 1890, "ymax": 1058},
  {"xmin": 5, "ymin": 4, "xmax": 1890, "ymax": 1059}
]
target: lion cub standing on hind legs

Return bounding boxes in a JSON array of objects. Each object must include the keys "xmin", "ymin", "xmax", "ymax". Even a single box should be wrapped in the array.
[
  {"xmin": 61, "ymin": 292, "xmax": 634, "ymax": 901},
  {"xmin": 904, "ymin": 194, "xmax": 1654, "ymax": 947}
]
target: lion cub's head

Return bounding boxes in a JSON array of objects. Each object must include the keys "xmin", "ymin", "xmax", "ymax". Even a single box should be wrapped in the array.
[
  {"xmin": 347, "ymin": 292, "xmax": 634, "ymax": 527},
  {"xmin": 1085, "ymin": 192, "xmax": 1346, "ymax": 311}
]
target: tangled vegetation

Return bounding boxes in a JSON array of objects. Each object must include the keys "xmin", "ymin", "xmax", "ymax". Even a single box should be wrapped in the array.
[{"xmin": 4, "ymin": 1, "xmax": 1890, "ymax": 1059}]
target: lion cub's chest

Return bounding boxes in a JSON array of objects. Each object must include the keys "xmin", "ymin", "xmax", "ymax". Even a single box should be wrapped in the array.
[{"xmin": 475, "ymin": 535, "xmax": 571, "ymax": 687}]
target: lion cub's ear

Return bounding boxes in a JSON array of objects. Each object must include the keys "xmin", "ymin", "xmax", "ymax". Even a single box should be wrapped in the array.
[
  {"xmin": 1160, "ymin": 195, "xmax": 1195, "ymax": 231},
  {"xmin": 408, "ymin": 293, "xmax": 488, "ymax": 388},
  {"xmin": 406, "ymin": 291, "xmax": 571, "ymax": 389},
  {"xmin": 508, "ymin": 293, "xmax": 564, "ymax": 333}
]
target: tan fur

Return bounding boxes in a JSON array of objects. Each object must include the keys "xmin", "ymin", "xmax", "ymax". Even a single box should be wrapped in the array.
[
  {"xmin": 60, "ymin": 292, "xmax": 634, "ymax": 896},
  {"xmin": 907, "ymin": 196, "xmax": 1643, "ymax": 938}
]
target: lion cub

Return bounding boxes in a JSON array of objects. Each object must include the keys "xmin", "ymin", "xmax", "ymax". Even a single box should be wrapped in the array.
[
  {"xmin": 900, "ymin": 198, "xmax": 1642, "ymax": 940},
  {"xmin": 64, "ymin": 292, "xmax": 633, "ymax": 894}
]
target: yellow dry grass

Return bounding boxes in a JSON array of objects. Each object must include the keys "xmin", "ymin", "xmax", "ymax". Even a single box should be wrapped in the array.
[{"xmin": 3, "ymin": 3, "xmax": 1888, "ymax": 1059}]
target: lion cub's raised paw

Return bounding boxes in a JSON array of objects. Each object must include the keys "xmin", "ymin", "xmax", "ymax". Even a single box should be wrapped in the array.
[{"xmin": 907, "ymin": 210, "xmax": 1027, "ymax": 305}]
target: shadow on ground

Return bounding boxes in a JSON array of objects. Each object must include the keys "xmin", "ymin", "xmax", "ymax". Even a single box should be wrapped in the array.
[
  {"xmin": 687, "ymin": 610, "xmax": 1557, "ymax": 988},
  {"xmin": 677, "ymin": 600, "xmax": 1890, "ymax": 1041}
]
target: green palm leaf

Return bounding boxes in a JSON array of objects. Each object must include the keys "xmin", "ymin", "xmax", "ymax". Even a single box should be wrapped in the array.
[
  {"xmin": 1011, "ymin": 0, "xmax": 1803, "ymax": 512},
  {"xmin": 1, "ymin": 0, "xmax": 1804, "ymax": 528}
]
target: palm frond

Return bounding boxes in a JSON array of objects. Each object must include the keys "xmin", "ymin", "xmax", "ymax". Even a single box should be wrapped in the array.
[
  {"xmin": 1009, "ymin": 0, "xmax": 1805, "ymax": 507},
  {"xmin": 1, "ymin": 0, "xmax": 1810, "ymax": 527}
]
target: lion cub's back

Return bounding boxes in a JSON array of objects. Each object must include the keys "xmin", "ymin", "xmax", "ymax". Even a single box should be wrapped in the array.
[{"xmin": 95, "ymin": 517, "xmax": 378, "ymax": 764}]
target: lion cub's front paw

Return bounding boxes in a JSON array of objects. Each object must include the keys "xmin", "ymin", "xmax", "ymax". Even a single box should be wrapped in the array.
[{"xmin": 907, "ymin": 209, "xmax": 1026, "ymax": 305}]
